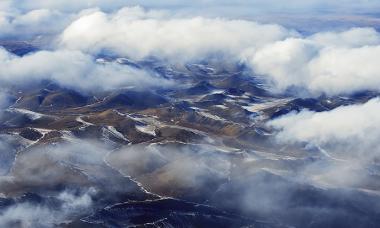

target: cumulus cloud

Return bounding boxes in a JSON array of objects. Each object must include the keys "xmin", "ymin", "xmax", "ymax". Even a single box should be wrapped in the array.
[
  {"xmin": 269, "ymin": 97, "xmax": 380, "ymax": 146},
  {"xmin": 0, "ymin": 2, "xmax": 378, "ymax": 42},
  {"xmin": 247, "ymin": 27, "xmax": 380, "ymax": 95},
  {"xmin": 58, "ymin": 7, "xmax": 380, "ymax": 95},
  {"xmin": 0, "ymin": 9, "xmax": 71, "ymax": 39},
  {"xmin": 1, "ymin": 4, "xmax": 379, "ymax": 96},
  {"xmin": 268, "ymin": 97, "xmax": 380, "ymax": 187},
  {"xmin": 0, "ymin": 48, "xmax": 172, "ymax": 92},
  {"xmin": 59, "ymin": 6, "xmax": 293, "ymax": 61}
]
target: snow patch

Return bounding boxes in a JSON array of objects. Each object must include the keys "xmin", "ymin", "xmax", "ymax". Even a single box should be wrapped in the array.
[
  {"xmin": 8, "ymin": 108, "xmax": 47, "ymax": 120},
  {"xmin": 76, "ymin": 116, "xmax": 94, "ymax": 130},
  {"xmin": 243, "ymin": 99, "xmax": 292, "ymax": 113},
  {"xmin": 197, "ymin": 111, "xmax": 227, "ymax": 122},
  {"xmin": 136, "ymin": 124, "xmax": 156, "ymax": 136},
  {"xmin": 106, "ymin": 126, "xmax": 129, "ymax": 141},
  {"xmin": 214, "ymin": 105, "xmax": 228, "ymax": 110}
]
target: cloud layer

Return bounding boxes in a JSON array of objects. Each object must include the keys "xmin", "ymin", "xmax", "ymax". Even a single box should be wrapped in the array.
[
  {"xmin": 248, "ymin": 28, "xmax": 380, "ymax": 95},
  {"xmin": 268, "ymin": 97, "xmax": 380, "ymax": 187},
  {"xmin": 0, "ymin": 9, "xmax": 71, "ymax": 39},
  {"xmin": 59, "ymin": 7, "xmax": 380, "ymax": 96},
  {"xmin": 1, "ymin": 4, "xmax": 380, "ymax": 96},
  {"xmin": 60, "ymin": 6, "xmax": 292, "ymax": 61},
  {"xmin": 0, "ymin": 48, "xmax": 171, "ymax": 92},
  {"xmin": 0, "ymin": 188, "xmax": 95, "ymax": 228},
  {"xmin": 269, "ymin": 97, "xmax": 380, "ymax": 146}
]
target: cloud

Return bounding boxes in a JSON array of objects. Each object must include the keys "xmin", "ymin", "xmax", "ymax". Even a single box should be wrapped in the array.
[
  {"xmin": 0, "ymin": 91, "xmax": 11, "ymax": 121},
  {"xmin": 1, "ymin": 5, "xmax": 379, "ymax": 96},
  {"xmin": 269, "ymin": 97, "xmax": 380, "ymax": 146},
  {"xmin": 58, "ymin": 7, "xmax": 380, "ymax": 95},
  {"xmin": 0, "ymin": 134, "xmax": 17, "ymax": 175},
  {"xmin": 0, "ymin": 48, "xmax": 172, "ymax": 92},
  {"xmin": 310, "ymin": 27, "xmax": 380, "ymax": 47},
  {"xmin": 0, "ymin": 91, "xmax": 9, "ymax": 109},
  {"xmin": 0, "ymin": 138, "xmax": 144, "ymax": 227},
  {"xmin": 107, "ymin": 143, "xmax": 231, "ymax": 197},
  {"xmin": 6, "ymin": 139, "xmax": 110, "ymax": 188},
  {"xmin": 0, "ymin": 1, "xmax": 11, "ymax": 11},
  {"xmin": 0, "ymin": 188, "xmax": 95, "ymax": 228},
  {"xmin": 106, "ymin": 138, "xmax": 380, "ymax": 227},
  {"xmin": 59, "ymin": 6, "xmax": 293, "ymax": 61},
  {"xmin": 247, "ymin": 27, "xmax": 380, "ymax": 95},
  {"xmin": 0, "ymin": 137, "xmax": 145, "ymax": 198},
  {"xmin": 0, "ymin": 2, "xmax": 377, "ymax": 43},
  {"xmin": 268, "ymin": 97, "xmax": 380, "ymax": 187},
  {"xmin": 0, "ymin": 9, "xmax": 74, "ymax": 39}
]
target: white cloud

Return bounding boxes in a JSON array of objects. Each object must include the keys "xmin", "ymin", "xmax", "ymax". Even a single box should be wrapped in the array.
[
  {"xmin": 0, "ymin": 9, "xmax": 72, "ymax": 39},
  {"xmin": 0, "ymin": 48, "xmax": 172, "ymax": 92},
  {"xmin": 0, "ymin": 1, "xmax": 11, "ymax": 11},
  {"xmin": 269, "ymin": 97, "xmax": 380, "ymax": 145},
  {"xmin": 268, "ymin": 97, "xmax": 380, "ymax": 187},
  {"xmin": 60, "ymin": 6, "xmax": 293, "ymax": 61},
  {"xmin": 308, "ymin": 45, "xmax": 380, "ymax": 95},
  {"xmin": 248, "ymin": 28, "xmax": 380, "ymax": 95},
  {"xmin": 1, "ymin": 5, "xmax": 379, "ymax": 96},
  {"xmin": 310, "ymin": 27, "xmax": 380, "ymax": 47},
  {"xmin": 58, "ymin": 8, "xmax": 380, "ymax": 96}
]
